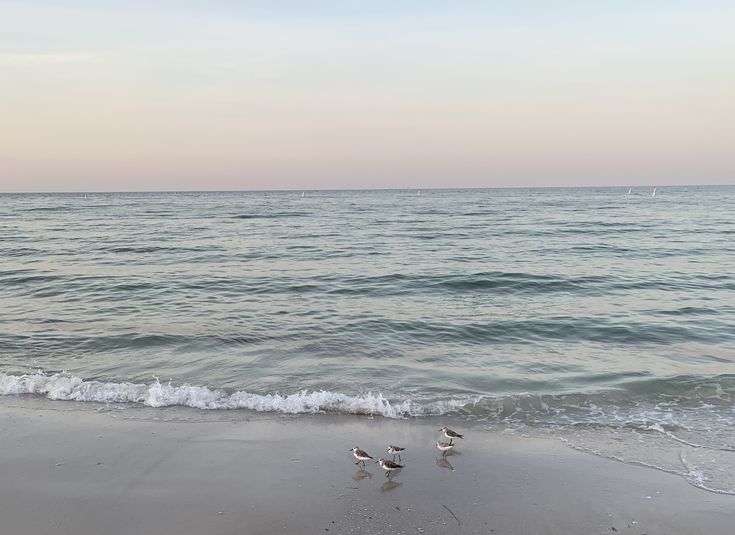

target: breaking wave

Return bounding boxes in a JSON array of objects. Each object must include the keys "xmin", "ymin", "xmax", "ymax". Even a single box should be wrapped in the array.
[
  {"xmin": 3, "ymin": 369, "xmax": 735, "ymax": 493},
  {"xmin": 0, "ymin": 371, "xmax": 473, "ymax": 418}
]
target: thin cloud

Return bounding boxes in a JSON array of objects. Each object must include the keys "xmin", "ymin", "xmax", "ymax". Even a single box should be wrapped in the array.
[{"xmin": 0, "ymin": 52, "xmax": 99, "ymax": 65}]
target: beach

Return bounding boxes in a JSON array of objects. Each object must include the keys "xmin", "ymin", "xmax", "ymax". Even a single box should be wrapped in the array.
[
  {"xmin": 4, "ymin": 0, "xmax": 735, "ymax": 531},
  {"xmin": 2, "ymin": 188, "xmax": 734, "ymax": 531},
  {"xmin": 2, "ymin": 398, "xmax": 732, "ymax": 535}
]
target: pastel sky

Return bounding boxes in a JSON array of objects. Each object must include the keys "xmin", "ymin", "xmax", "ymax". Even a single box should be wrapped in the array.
[{"xmin": 1, "ymin": 1, "xmax": 734, "ymax": 191}]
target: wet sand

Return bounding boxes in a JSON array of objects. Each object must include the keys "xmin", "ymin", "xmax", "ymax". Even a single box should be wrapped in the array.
[{"xmin": 1, "ymin": 399, "xmax": 732, "ymax": 534}]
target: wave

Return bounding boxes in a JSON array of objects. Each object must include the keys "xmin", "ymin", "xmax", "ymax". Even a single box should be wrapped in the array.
[
  {"xmin": 342, "ymin": 317, "xmax": 716, "ymax": 345},
  {"xmin": 0, "ymin": 371, "xmax": 472, "ymax": 418},
  {"xmin": 4, "ymin": 370, "xmax": 734, "ymax": 495},
  {"xmin": 4, "ymin": 268, "xmax": 734, "ymax": 307},
  {"xmin": 2, "ymin": 371, "xmax": 734, "ymax": 423},
  {"xmin": 232, "ymin": 211, "xmax": 308, "ymax": 219}
]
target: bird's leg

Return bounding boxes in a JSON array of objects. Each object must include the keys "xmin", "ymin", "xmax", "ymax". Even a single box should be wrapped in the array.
[
  {"xmin": 397, "ymin": 454, "xmax": 401, "ymax": 462},
  {"xmin": 355, "ymin": 461, "xmax": 359, "ymax": 465},
  {"xmin": 449, "ymin": 439, "xmax": 453, "ymax": 445}
]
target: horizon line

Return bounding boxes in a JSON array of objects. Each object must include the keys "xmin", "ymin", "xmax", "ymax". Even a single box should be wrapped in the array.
[{"xmin": 1, "ymin": 183, "xmax": 733, "ymax": 194}]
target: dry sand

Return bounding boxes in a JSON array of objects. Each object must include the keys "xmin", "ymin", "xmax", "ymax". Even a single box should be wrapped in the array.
[{"xmin": 1, "ymin": 398, "xmax": 732, "ymax": 534}]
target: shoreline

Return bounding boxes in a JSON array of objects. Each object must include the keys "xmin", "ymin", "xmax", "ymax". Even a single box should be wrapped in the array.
[{"xmin": 2, "ymin": 398, "xmax": 733, "ymax": 534}]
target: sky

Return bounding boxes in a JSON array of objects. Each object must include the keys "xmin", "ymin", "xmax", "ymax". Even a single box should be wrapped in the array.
[{"xmin": 1, "ymin": 1, "xmax": 734, "ymax": 191}]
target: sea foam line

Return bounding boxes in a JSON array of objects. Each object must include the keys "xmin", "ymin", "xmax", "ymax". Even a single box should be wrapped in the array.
[{"xmin": 0, "ymin": 371, "xmax": 470, "ymax": 418}]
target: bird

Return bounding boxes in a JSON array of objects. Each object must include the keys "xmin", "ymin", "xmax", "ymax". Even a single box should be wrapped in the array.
[
  {"xmin": 386, "ymin": 445, "xmax": 405, "ymax": 462},
  {"xmin": 436, "ymin": 441, "xmax": 454, "ymax": 456},
  {"xmin": 349, "ymin": 447, "xmax": 373, "ymax": 468},
  {"xmin": 439, "ymin": 426, "xmax": 464, "ymax": 444},
  {"xmin": 376, "ymin": 458, "xmax": 403, "ymax": 477}
]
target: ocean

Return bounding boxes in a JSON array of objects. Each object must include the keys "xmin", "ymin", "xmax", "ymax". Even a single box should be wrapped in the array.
[{"xmin": 1, "ymin": 186, "xmax": 734, "ymax": 492}]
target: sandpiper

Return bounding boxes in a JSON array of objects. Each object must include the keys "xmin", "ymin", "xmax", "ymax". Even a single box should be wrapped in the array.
[
  {"xmin": 386, "ymin": 445, "xmax": 405, "ymax": 462},
  {"xmin": 376, "ymin": 458, "xmax": 403, "ymax": 477},
  {"xmin": 349, "ymin": 447, "xmax": 373, "ymax": 468},
  {"xmin": 436, "ymin": 440, "xmax": 454, "ymax": 455},
  {"xmin": 439, "ymin": 426, "xmax": 464, "ymax": 444}
]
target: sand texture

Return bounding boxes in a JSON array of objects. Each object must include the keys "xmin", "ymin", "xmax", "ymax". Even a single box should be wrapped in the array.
[{"xmin": 1, "ymin": 399, "xmax": 732, "ymax": 534}]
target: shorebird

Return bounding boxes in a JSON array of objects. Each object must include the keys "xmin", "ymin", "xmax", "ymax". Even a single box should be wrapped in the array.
[
  {"xmin": 386, "ymin": 445, "xmax": 405, "ymax": 462},
  {"xmin": 436, "ymin": 441, "xmax": 454, "ymax": 456},
  {"xmin": 439, "ymin": 426, "xmax": 464, "ymax": 444},
  {"xmin": 349, "ymin": 447, "xmax": 373, "ymax": 468},
  {"xmin": 376, "ymin": 458, "xmax": 403, "ymax": 477}
]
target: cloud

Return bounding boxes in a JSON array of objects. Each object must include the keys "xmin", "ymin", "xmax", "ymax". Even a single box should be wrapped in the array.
[{"xmin": 0, "ymin": 52, "xmax": 98, "ymax": 65}]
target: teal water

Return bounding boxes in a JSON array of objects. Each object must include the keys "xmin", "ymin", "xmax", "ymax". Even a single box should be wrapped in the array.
[{"xmin": 1, "ymin": 187, "xmax": 734, "ymax": 490}]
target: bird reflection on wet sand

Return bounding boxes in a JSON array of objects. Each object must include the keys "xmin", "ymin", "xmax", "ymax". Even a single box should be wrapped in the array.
[
  {"xmin": 436, "ymin": 456, "xmax": 455, "ymax": 471},
  {"xmin": 380, "ymin": 479, "xmax": 402, "ymax": 493},
  {"xmin": 352, "ymin": 469, "xmax": 373, "ymax": 481}
]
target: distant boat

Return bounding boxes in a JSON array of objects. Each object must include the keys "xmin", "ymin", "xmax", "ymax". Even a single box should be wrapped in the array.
[
  {"xmin": 651, "ymin": 187, "xmax": 657, "ymax": 198},
  {"xmin": 628, "ymin": 188, "xmax": 632, "ymax": 195},
  {"xmin": 417, "ymin": 190, "xmax": 421, "ymax": 196}
]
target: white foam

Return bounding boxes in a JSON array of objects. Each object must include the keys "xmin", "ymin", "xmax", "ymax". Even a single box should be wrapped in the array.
[
  {"xmin": 679, "ymin": 450, "xmax": 735, "ymax": 495},
  {"xmin": 0, "ymin": 371, "xmax": 470, "ymax": 419}
]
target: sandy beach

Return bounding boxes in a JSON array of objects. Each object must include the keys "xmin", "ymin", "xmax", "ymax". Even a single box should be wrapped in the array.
[
  {"xmin": 4, "ymin": 0, "xmax": 735, "ymax": 531},
  {"xmin": 1, "ymin": 398, "xmax": 732, "ymax": 535}
]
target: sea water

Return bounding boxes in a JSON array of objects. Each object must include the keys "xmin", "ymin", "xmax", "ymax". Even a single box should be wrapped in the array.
[{"xmin": 1, "ymin": 187, "xmax": 733, "ymax": 491}]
